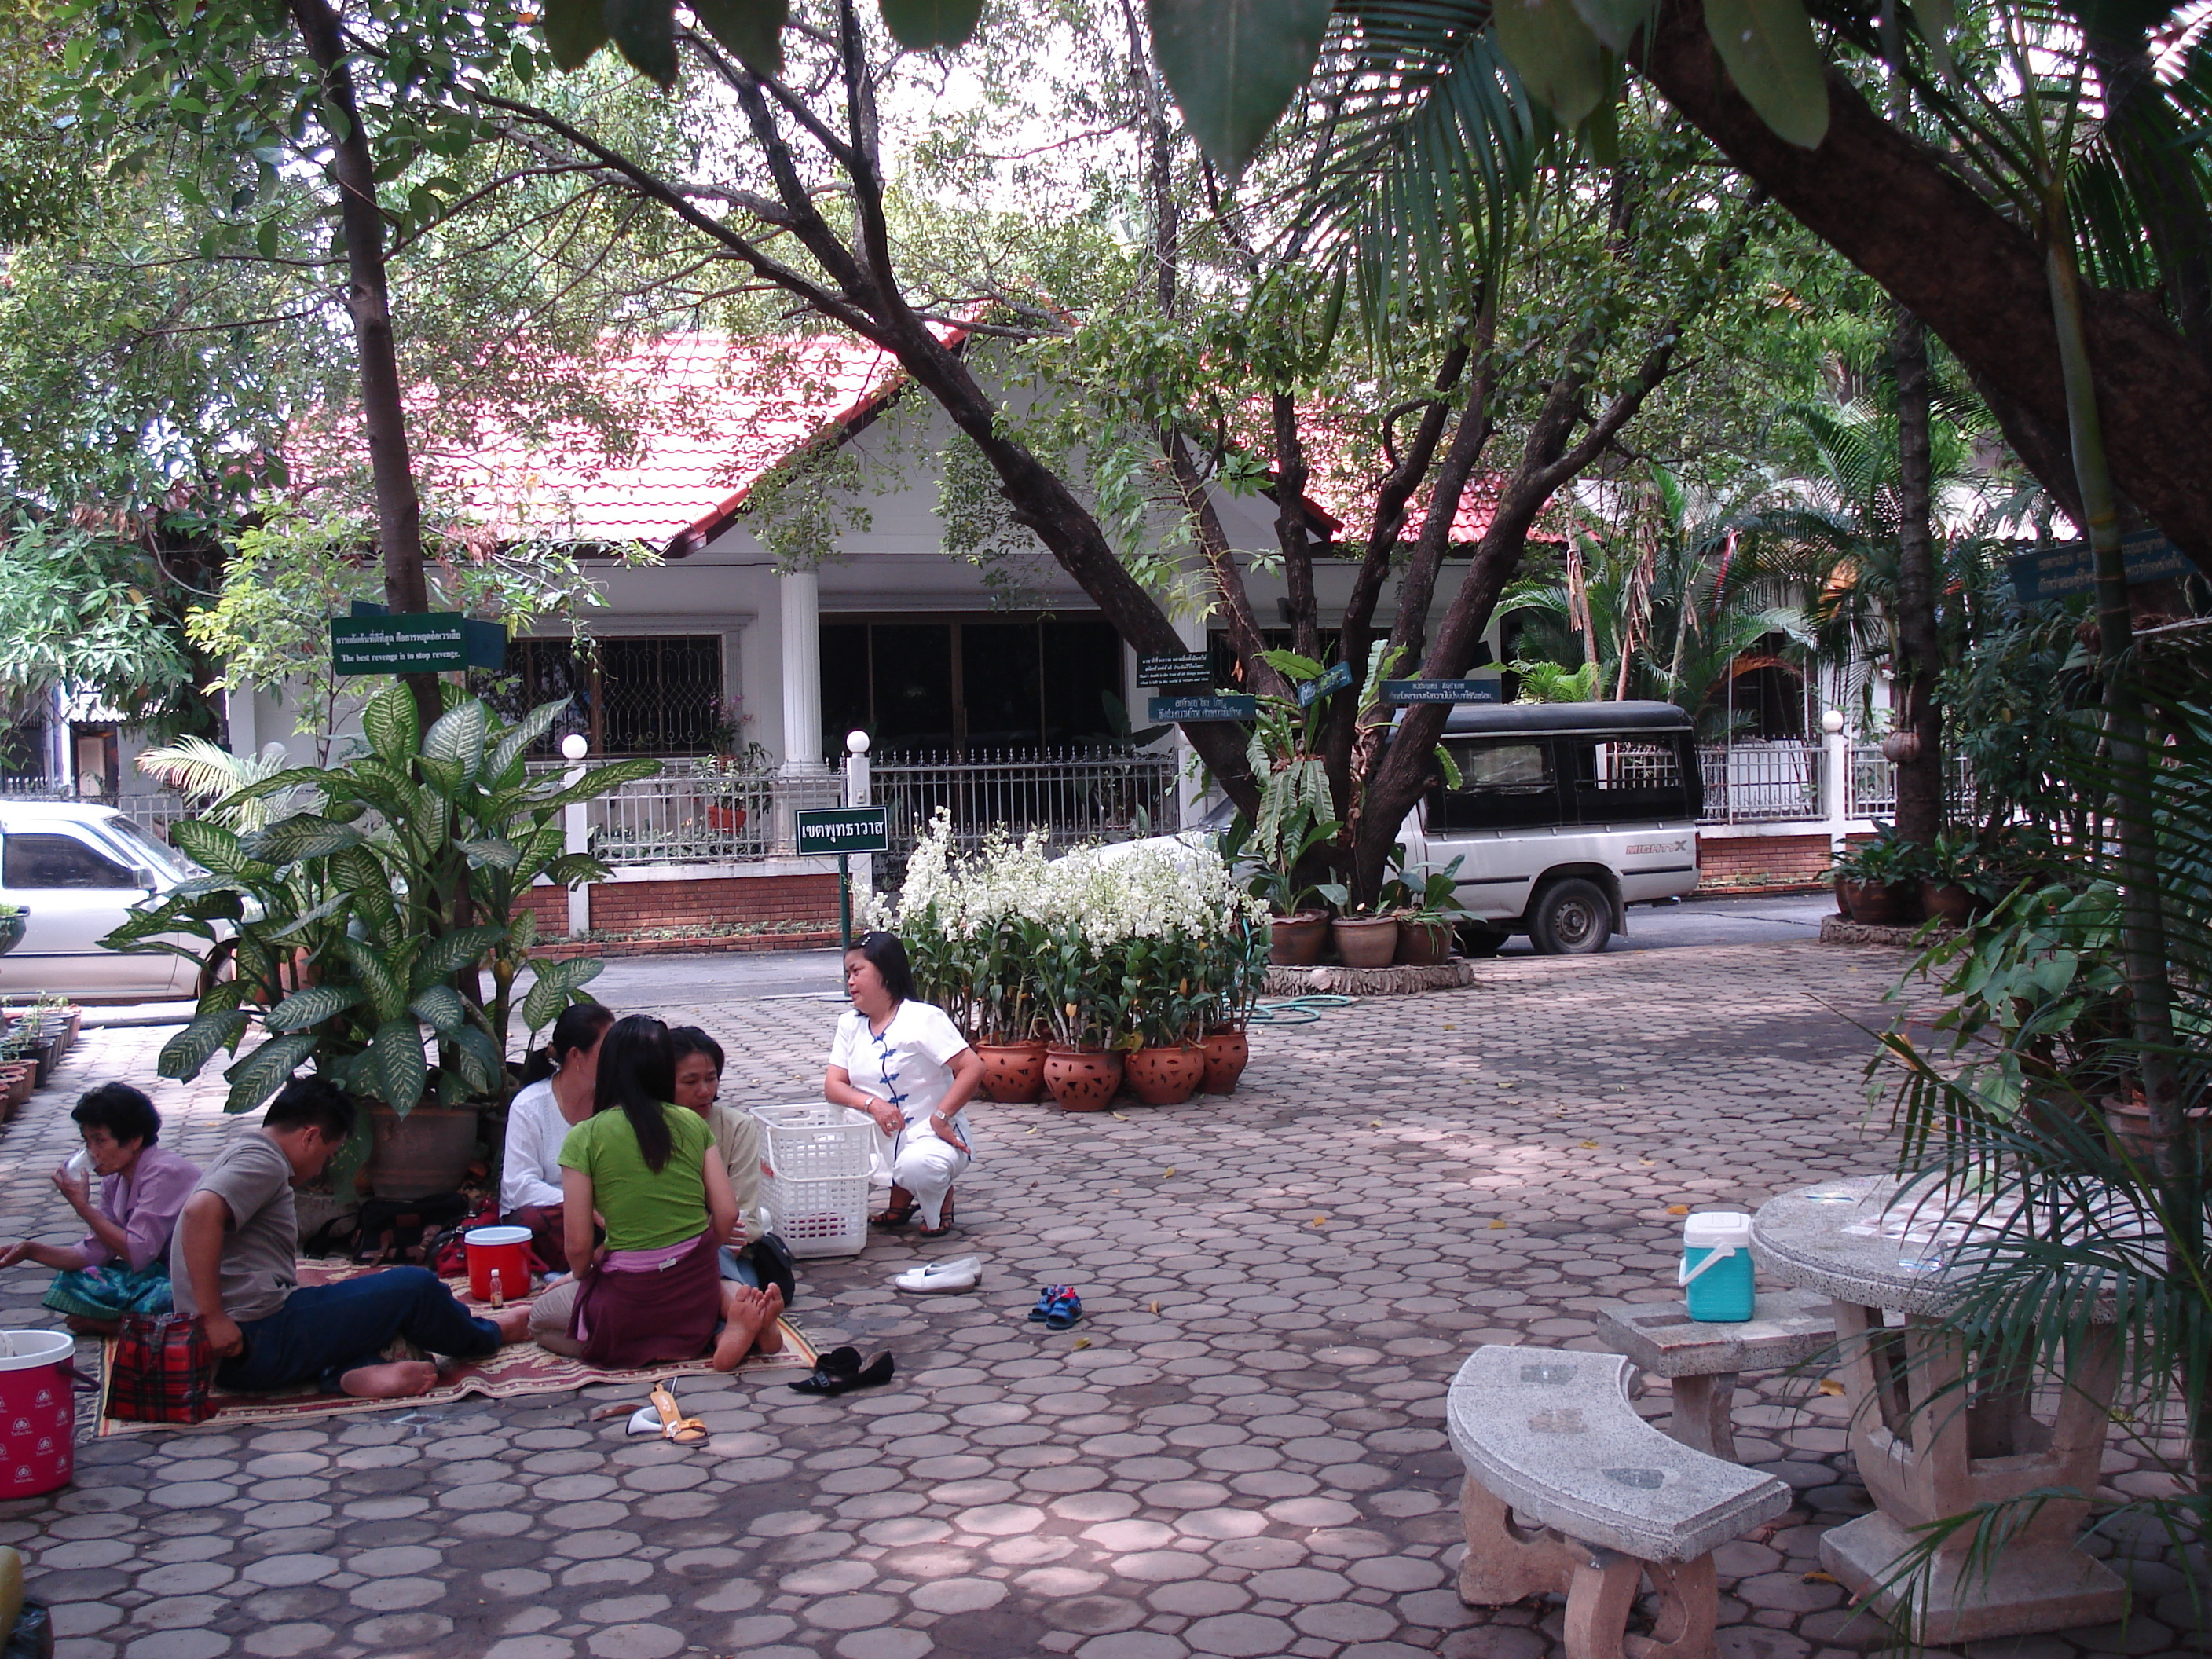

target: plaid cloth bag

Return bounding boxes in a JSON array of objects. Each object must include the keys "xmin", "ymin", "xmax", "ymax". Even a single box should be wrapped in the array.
[{"xmin": 105, "ymin": 1313, "xmax": 216, "ymax": 1424}]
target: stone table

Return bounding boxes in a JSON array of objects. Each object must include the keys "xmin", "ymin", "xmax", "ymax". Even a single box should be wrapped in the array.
[{"xmin": 1750, "ymin": 1177, "xmax": 2129, "ymax": 1646}]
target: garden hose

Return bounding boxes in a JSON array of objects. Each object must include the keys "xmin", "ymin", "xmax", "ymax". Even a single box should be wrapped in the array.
[{"xmin": 1247, "ymin": 994, "xmax": 1357, "ymax": 1025}]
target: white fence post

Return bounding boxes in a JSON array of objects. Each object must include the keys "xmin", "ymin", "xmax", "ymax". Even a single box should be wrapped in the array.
[
  {"xmin": 844, "ymin": 731, "xmax": 872, "ymax": 902},
  {"xmin": 1822, "ymin": 716, "xmax": 1851, "ymax": 853},
  {"xmin": 561, "ymin": 734, "xmax": 591, "ymax": 938}
]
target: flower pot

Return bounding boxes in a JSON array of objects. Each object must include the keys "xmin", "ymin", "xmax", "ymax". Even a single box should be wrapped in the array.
[
  {"xmin": 1331, "ymin": 915, "xmax": 1400, "ymax": 969},
  {"xmin": 364, "ymin": 1104, "xmax": 481, "ymax": 1200},
  {"xmin": 1833, "ymin": 876, "xmax": 1851, "ymax": 917},
  {"xmin": 1840, "ymin": 879, "xmax": 1917, "ymax": 925},
  {"xmin": 1124, "ymin": 1044, "xmax": 1206, "ymax": 1107},
  {"xmin": 1043, "ymin": 1046, "xmax": 1122, "ymax": 1113},
  {"xmin": 1269, "ymin": 910, "xmax": 1328, "ymax": 966},
  {"xmin": 1394, "ymin": 917, "xmax": 1453, "ymax": 966},
  {"xmin": 2102, "ymin": 1096, "xmax": 2159, "ymax": 1163},
  {"xmin": 976, "ymin": 1041, "xmax": 1049, "ymax": 1104},
  {"xmin": 1919, "ymin": 880, "xmax": 1976, "ymax": 926},
  {"xmin": 1199, "ymin": 1027, "xmax": 1249, "ymax": 1095},
  {"xmin": 0, "ymin": 912, "xmax": 24, "ymax": 958}
]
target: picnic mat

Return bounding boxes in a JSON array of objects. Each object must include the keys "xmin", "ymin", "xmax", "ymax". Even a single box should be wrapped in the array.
[{"xmin": 95, "ymin": 1260, "xmax": 814, "ymax": 1435}]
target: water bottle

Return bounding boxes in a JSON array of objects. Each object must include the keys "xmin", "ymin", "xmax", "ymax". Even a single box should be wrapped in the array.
[{"xmin": 1677, "ymin": 1210, "xmax": 1756, "ymax": 1323}]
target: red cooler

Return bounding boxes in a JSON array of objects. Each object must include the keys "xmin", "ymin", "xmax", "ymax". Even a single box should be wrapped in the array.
[
  {"xmin": 0, "ymin": 1330, "xmax": 75, "ymax": 1499},
  {"xmin": 465, "ymin": 1225, "xmax": 533, "ymax": 1302}
]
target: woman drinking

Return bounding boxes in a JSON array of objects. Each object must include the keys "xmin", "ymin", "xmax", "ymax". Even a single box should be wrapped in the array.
[
  {"xmin": 529, "ymin": 1015, "xmax": 782, "ymax": 1370},
  {"xmin": 824, "ymin": 932, "xmax": 984, "ymax": 1238}
]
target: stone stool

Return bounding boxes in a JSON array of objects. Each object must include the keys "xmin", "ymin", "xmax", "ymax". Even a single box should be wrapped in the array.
[{"xmin": 1594, "ymin": 1288, "xmax": 1837, "ymax": 1462}]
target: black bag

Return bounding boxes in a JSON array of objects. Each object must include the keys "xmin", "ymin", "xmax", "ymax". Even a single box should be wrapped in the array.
[
  {"xmin": 350, "ymin": 1192, "xmax": 470, "ymax": 1265},
  {"xmin": 744, "ymin": 1233, "xmax": 797, "ymax": 1309}
]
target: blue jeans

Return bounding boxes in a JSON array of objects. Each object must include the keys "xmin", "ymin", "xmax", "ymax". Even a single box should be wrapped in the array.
[{"xmin": 218, "ymin": 1267, "xmax": 501, "ymax": 1394}]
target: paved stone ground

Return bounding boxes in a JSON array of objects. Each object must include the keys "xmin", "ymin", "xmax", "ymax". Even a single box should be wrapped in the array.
[{"xmin": 0, "ymin": 941, "xmax": 2200, "ymax": 1659}]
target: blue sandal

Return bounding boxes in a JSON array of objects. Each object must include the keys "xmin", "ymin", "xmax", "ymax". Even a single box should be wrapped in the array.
[
  {"xmin": 1042, "ymin": 1288, "xmax": 1082, "ymax": 1331},
  {"xmin": 1027, "ymin": 1286, "xmax": 1065, "ymax": 1323}
]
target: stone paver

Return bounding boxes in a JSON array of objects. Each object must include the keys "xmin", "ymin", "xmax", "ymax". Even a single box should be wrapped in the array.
[{"xmin": 0, "ymin": 941, "xmax": 2198, "ymax": 1658}]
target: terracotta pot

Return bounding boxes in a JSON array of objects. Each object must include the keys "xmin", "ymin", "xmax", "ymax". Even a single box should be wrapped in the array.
[
  {"xmin": 2102, "ymin": 1096, "xmax": 2159, "ymax": 1163},
  {"xmin": 1042, "ymin": 1046, "xmax": 1123, "ymax": 1113},
  {"xmin": 1331, "ymin": 915, "xmax": 1400, "ymax": 968},
  {"xmin": 1268, "ymin": 910, "xmax": 1328, "ymax": 966},
  {"xmin": 1833, "ymin": 876, "xmax": 1851, "ymax": 917},
  {"xmin": 0, "ymin": 1063, "xmax": 27, "ymax": 1114},
  {"xmin": 1919, "ymin": 880, "xmax": 1976, "ymax": 926},
  {"xmin": 1199, "ymin": 1027, "xmax": 1249, "ymax": 1095},
  {"xmin": 1840, "ymin": 879, "xmax": 1918, "ymax": 926},
  {"xmin": 1124, "ymin": 1044, "xmax": 1206, "ymax": 1107},
  {"xmin": 976, "ymin": 1041, "xmax": 1049, "ymax": 1104},
  {"xmin": 364, "ymin": 1104, "xmax": 481, "ymax": 1200},
  {"xmin": 1394, "ymin": 917, "xmax": 1453, "ymax": 966}
]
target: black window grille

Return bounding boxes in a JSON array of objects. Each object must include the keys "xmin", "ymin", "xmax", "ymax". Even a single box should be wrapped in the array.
[{"xmin": 470, "ymin": 635, "xmax": 723, "ymax": 756}]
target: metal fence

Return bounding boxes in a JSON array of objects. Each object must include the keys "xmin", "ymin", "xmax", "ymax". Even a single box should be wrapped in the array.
[
  {"xmin": 1696, "ymin": 743, "xmax": 1822, "ymax": 824},
  {"xmin": 588, "ymin": 768, "xmax": 843, "ymax": 866},
  {"xmin": 872, "ymin": 748, "xmax": 1179, "ymax": 886},
  {"xmin": 1847, "ymin": 748, "xmax": 1976, "ymax": 822},
  {"xmin": 0, "ymin": 778, "xmax": 193, "ymax": 839}
]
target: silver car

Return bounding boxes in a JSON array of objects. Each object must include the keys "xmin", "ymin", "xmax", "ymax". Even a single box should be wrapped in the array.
[{"xmin": 0, "ymin": 802, "xmax": 206, "ymax": 998}]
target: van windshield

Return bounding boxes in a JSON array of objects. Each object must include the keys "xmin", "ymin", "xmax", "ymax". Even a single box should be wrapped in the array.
[{"xmin": 102, "ymin": 815, "xmax": 202, "ymax": 879}]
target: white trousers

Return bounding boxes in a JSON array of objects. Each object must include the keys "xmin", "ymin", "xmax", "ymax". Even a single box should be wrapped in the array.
[{"xmin": 872, "ymin": 1126, "xmax": 970, "ymax": 1229}]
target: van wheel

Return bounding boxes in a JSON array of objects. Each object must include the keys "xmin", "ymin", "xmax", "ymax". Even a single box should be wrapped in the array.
[
  {"xmin": 1455, "ymin": 922, "xmax": 1510, "ymax": 958},
  {"xmin": 195, "ymin": 938, "xmax": 237, "ymax": 1000},
  {"xmin": 1529, "ymin": 879, "xmax": 1612, "ymax": 955}
]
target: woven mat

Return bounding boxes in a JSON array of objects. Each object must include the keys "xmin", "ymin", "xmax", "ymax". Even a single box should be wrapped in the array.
[{"xmin": 95, "ymin": 1260, "xmax": 813, "ymax": 1436}]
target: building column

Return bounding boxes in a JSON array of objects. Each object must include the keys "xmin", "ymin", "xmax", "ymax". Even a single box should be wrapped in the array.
[{"xmin": 778, "ymin": 569, "xmax": 828, "ymax": 774}]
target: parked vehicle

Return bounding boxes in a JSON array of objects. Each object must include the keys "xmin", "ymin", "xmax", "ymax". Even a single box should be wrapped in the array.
[
  {"xmin": 1397, "ymin": 701, "xmax": 1702, "ymax": 955},
  {"xmin": 0, "ymin": 802, "xmax": 206, "ymax": 998}
]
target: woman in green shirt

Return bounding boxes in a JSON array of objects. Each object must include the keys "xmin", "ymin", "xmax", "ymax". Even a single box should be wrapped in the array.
[{"xmin": 527, "ymin": 1016, "xmax": 784, "ymax": 1370}]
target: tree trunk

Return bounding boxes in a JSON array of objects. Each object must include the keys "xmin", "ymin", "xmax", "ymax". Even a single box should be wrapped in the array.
[
  {"xmin": 287, "ymin": 0, "xmax": 441, "ymax": 740},
  {"xmin": 1635, "ymin": 0, "xmax": 2212, "ymax": 577},
  {"xmin": 1890, "ymin": 310, "xmax": 1943, "ymax": 843}
]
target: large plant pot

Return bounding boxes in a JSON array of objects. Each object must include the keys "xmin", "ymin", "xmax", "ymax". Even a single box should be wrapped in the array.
[
  {"xmin": 2102, "ymin": 1096, "xmax": 2159, "ymax": 1163},
  {"xmin": 1394, "ymin": 917, "xmax": 1453, "ymax": 966},
  {"xmin": 0, "ymin": 911, "xmax": 24, "ymax": 958},
  {"xmin": 1199, "ymin": 1028, "xmax": 1249, "ymax": 1095},
  {"xmin": 1833, "ymin": 876, "xmax": 1851, "ymax": 917},
  {"xmin": 1269, "ymin": 910, "xmax": 1329, "ymax": 966},
  {"xmin": 1124, "ymin": 1044, "xmax": 1205, "ymax": 1107},
  {"xmin": 364, "ymin": 1104, "xmax": 480, "ymax": 1199},
  {"xmin": 1331, "ymin": 916, "xmax": 1400, "ymax": 968},
  {"xmin": 1043, "ymin": 1046, "xmax": 1122, "ymax": 1113},
  {"xmin": 976, "ymin": 1041, "xmax": 1048, "ymax": 1104},
  {"xmin": 1919, "ymin": 880, "xmax": 1976, "ymax": 926},
  {"xmin": 1840, "ymin": 879, "xmax": 1917, "ymax": 926}
]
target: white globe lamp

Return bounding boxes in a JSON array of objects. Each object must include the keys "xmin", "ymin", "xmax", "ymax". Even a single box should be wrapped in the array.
[
  {"xmin": 1820, "ymin": 709, "xmax": 1845, "ymax": 735},
  {"xmin": 846, "ymin": 730, "xmax": 870, "ymax": 756},
  {"xmin": 560, "ymin": 733, "xmax": 589, "ymax": 761}
]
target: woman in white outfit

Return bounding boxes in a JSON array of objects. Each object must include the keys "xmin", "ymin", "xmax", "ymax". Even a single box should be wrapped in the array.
[{"xmin": 824, "ymin": 932, "xmax": 983, "ymax": 1238}]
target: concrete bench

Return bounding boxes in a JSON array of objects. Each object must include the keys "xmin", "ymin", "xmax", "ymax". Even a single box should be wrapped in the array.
[
  {"xmin": 1594, "ymin": 1289, "xmax": 1837, "ymax": 1463},
  {"xmin": 1447, "ymin": 1345, "xmax": 1791, "ymax": 1659}
]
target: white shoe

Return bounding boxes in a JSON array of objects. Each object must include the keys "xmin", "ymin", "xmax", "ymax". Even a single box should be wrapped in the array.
[{"xmin": 892, "ymin": 1255, "xmax": 982, "ymax": 1294}]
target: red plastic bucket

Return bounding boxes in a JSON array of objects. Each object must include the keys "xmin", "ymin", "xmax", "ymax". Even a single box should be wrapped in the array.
[
  {"xmin": 465, "ymin": 1226, "xmax": 532, "ymax": 1302},
  {"xmin": 0, "ymin": 1330, "xmax": 75, "ymax": 1498}
]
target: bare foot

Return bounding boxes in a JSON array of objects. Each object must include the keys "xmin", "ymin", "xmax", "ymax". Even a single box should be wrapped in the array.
[
  {"xmin": 753, "ymin": 1284, "xmax": 785, "ymax": 1356},
  {"xmin": 712, "ymin": 1285, "xmax": 772, "ymax": 1372},
  {"xmin": 338, "ymin": 1360, "xmax": 440, "ymax": 1399},
  {"xmin": 490, "ymin": 1305, "xmax": 532, "ymax": 1344}
]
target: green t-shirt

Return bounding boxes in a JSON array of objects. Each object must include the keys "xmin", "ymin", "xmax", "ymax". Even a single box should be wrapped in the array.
[{"xmin": 558, "ymin": 1104, "xmax": 713, "ymax": 1251}]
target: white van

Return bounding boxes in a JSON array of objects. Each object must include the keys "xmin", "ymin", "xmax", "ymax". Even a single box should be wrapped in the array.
[
  {"xmin": 0, "ymin": 801, "xmax": 207, "ymax": 998},
  {"xmin": 1396, "ymin": 701, "xmax": 1702, "ymax": 955}
]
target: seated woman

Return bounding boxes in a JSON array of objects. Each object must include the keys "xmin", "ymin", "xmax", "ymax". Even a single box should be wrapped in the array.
[
  {"xmin": 0, "ymin": 1083, "xmax": 200, "ymax": 1335},
  {"xmin": 667, "ymin": 1027, "xmax": 770, "ymax": 1279},
  {"xmin": 529, "ymin": 1016, "xmax": 783, "ymax": 1371},
  {"xmin": 500, "ymin": 1002, "xmax": 615, "ymax": 1273},
  {"xmin": 826, "ymin": 931, "xmax": 984, "ymax": 1238}
]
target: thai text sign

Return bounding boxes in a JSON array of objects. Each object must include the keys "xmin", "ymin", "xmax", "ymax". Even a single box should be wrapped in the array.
[
  {"xmin": 796, "ymin": 808, "xmax": 889, "ymax": 856},
  {"xmin": 1380, "ymin": 678, "xmax": 1502, "ymax": 704},
  {"xmin": 2007, "ymin": 531, "xmax": 2192, "ymax": 605},
  {"xmin": 1136, "ymin": 651, "xmax": 1211, "ymax": 687},
  {"xmin": 1148, "ymin": 694, "xmax": 1258, "ymax": 722},
  {"xmin": 331, "ymin": 609, "xmax": 506, "ymax": 676},
  {"xmin": 1295, "ymin": 661, "xmax": 1355, "ymax": 707}
]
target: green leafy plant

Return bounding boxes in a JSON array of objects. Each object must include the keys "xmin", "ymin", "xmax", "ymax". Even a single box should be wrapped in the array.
[
  {"xmin": 1831, "ymin": 821, "xmax": 1921, "ymax": 884},
  {"xmin": 102, "ymin": 687, "xmax": 658, "ymax": 1119},
  {"xmin": 1381, "ymin": 854, "xmax": 1470, "ymax": 925}
]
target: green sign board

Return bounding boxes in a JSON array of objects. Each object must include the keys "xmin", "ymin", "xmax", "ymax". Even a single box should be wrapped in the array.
[
  {"xmin": 1381, "ymin": 678, "xmax": 1502, "ymax": 705},
  {"xmin": 331, "ymin": 610, "xmax": 507, "ymax": 676},
  {"xmin": 1148, "ymin": 694, "xmax": 1257, "ymax": 723},
  {"xmin": 1295, "ymin": 661, "xmax": 1354, "ymax": 707},
  {"xmin": 2007, "ymin": 531, "xmax": 2192, "ymax": 605},
  {"xmin": 796, "ymin": 807, "xmax": 889, "ymax": 856}
]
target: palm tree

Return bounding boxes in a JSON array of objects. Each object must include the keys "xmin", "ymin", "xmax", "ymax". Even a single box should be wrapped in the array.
[{"xmin": 134, "ymin": 738, "xmax": 310, "ymax": 831}]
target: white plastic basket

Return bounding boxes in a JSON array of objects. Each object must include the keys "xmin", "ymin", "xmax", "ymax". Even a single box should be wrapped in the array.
[
  {"xmin": 763, "ymin": 1174, "xmax": 872, "ymax": 1258},
  {"xmin": 752, "ymin": 1103, "xmax": 874, "ymax": 1184}
]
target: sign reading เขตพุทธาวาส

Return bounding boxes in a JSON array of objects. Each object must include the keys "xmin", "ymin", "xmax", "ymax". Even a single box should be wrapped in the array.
[
  {"xmin": 1148, "ymin": 694, "xmax": 1258, "ymax": 722},
  {"xmin": 794, "ymin": 807, "xmax": 889, "ymax": 856}
]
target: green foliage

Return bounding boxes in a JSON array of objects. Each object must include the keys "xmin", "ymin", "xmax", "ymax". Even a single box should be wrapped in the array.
[
  {"xmin": 1145, "ymin": 0, "xmax": 1337, "ymax": 173},
  {"xmin": 102, "ymin": 690, "xmax": 653, "ymax": 1117},
  {"xmin": 1488, "ymin": 0, "xmax": 1608, "ymax": 130},
  {"xmin": 1701, "ymin": 0, "xmax": 1829, "ymax": 150},
  {"xmin": 0, "ymin": 515, "xmax": 200, "ymax": 731}
]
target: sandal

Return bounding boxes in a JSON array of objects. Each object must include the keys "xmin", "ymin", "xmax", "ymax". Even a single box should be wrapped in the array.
[
  {"xmin": 1042, "ymin": 1288, "xmax": 1082, "ymax": 1331},
  {"xmin": 870, "ymin": 1186, "xmax": 919, "ymax": 1229},
  {"xmin": 917, "ymin": 1191, "xmax": 957, "ymax": 1238},
  {"xmin": 645, "ymin": 1381, "xmax": 709, "ymax": 1442},
  {"xmin": 1027, "ymin": 1286, "xmax": 1064, "ymax": 1323},
  {"xmin": 788, "ymin": 1346, "xmax": 896, "ymax": 1397}
]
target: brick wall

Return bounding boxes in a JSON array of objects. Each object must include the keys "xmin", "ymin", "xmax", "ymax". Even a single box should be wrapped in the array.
[
  {"xmin": 585, "ymin": 873, "xmax": 840, "ymax": 932},
  {"xmin": 516, "ymin": 887, "xmax": 569, "ymax": 934},
  {"xmin": 1697, "ymin": 833, "xmax": 1835, "ymax": 895}
]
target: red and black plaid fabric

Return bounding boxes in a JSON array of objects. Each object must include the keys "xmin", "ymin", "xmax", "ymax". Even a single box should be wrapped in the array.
[{"xmin": 105, "ymin": 1313, "xmax": 216, "ymax": 1424}]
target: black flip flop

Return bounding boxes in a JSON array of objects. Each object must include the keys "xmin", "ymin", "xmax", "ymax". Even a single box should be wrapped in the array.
[{"xmin": 788, "ymin": 1346, "xmax": 895, "ymax": 1397}]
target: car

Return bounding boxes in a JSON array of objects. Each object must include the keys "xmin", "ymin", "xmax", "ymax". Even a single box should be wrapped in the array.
[
  {"xmin": 1399, "ymin": 701, "xmax": 1702, "ymax": 955},
  {"xmin": 0, "ymin": 801, "xmax": 209, "ymax": 998}
]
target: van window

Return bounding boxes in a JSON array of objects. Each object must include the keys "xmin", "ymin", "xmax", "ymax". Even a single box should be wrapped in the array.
[
  {"xmin": 1430, "ymin": 740, "xmax": 1563, "ymax": 830},
  {"xmin": 3, "ymin": 833, "xmax": 141, "ymax": 889},
  {"xmin": 1564, "ymin": 738, "xmax": 1694, "ymax": 825}
]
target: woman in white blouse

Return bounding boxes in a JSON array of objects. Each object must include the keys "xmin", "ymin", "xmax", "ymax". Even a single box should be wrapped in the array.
[
  {"xmin": 500, "ymin": 1002, "xmax": 615, "ymax": 1272},
  {"xmin": 824, "ymin": 932, "xmax": 984, "ymax": 1238}
]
